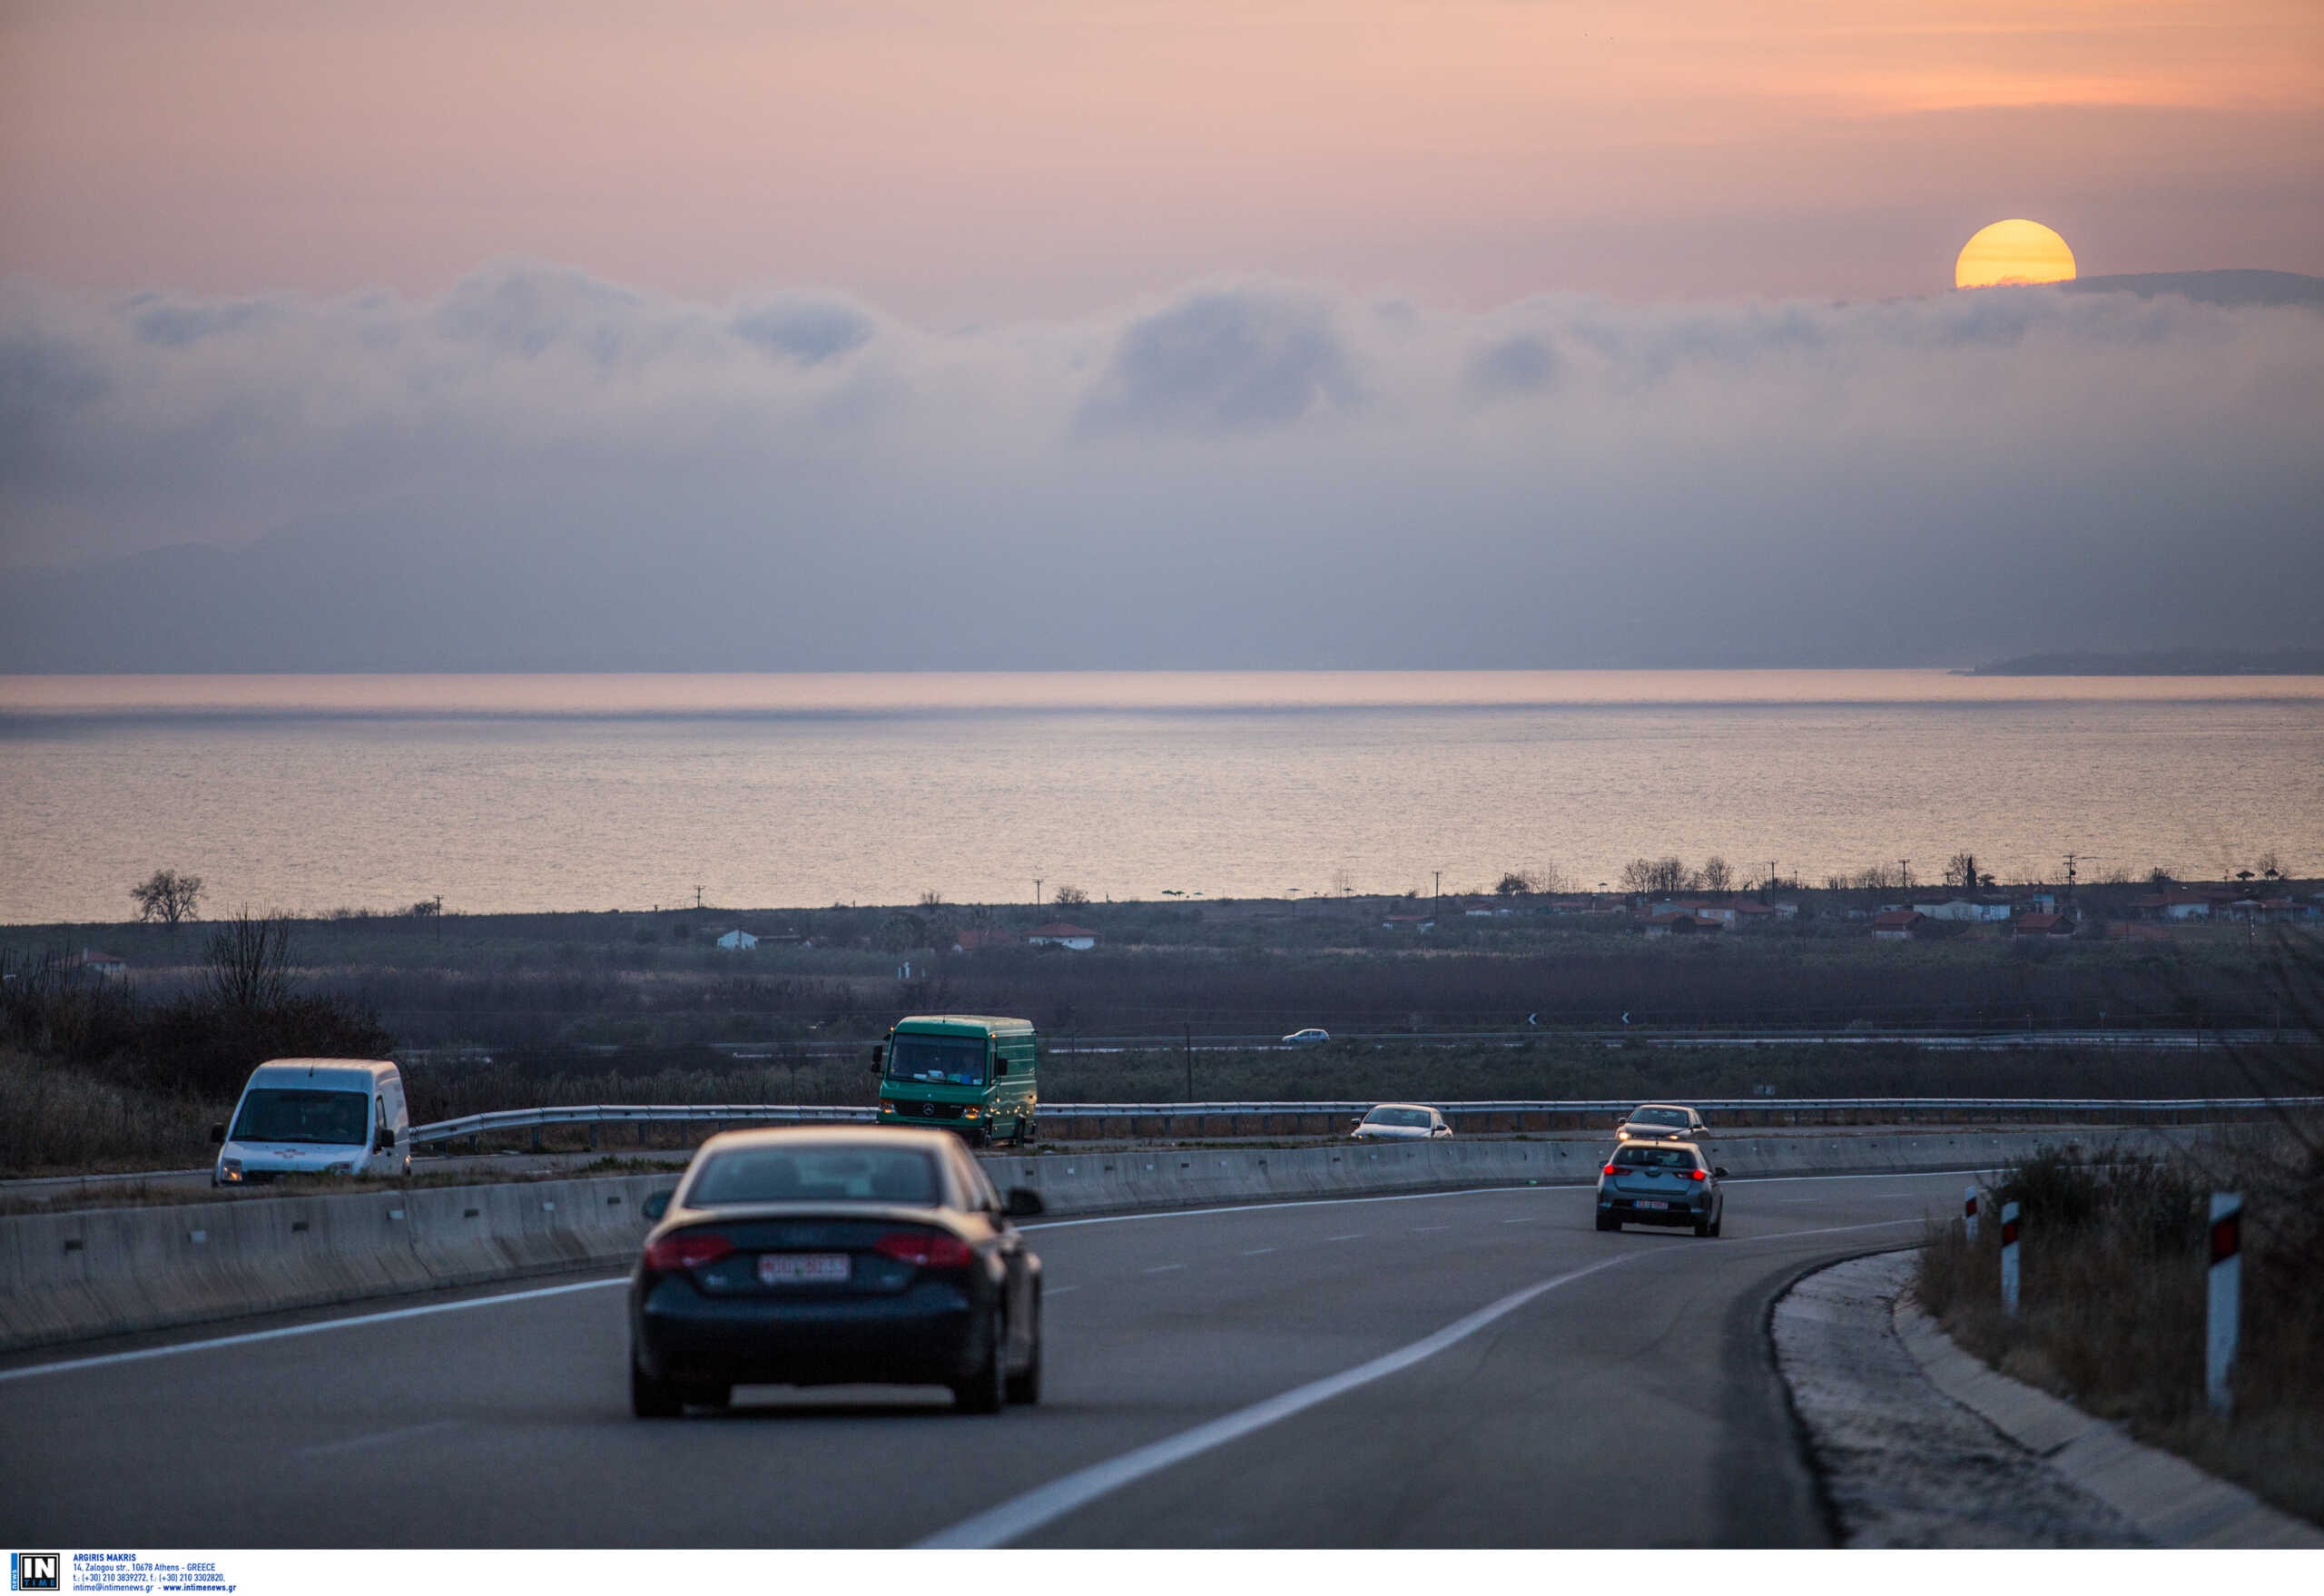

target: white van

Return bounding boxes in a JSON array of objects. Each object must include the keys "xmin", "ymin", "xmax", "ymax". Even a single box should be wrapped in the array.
[{"xmin": 211, "ymin": 1058, "xmax": 410, "ymax": 1186}]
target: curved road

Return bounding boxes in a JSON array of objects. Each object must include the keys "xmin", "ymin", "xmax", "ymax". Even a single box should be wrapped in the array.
[{"xmin": 1, "ymin": 1171, "xmax": 1965, "ymax": 1547}]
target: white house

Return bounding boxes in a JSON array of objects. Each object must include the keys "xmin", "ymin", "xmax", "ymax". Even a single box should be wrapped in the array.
[
  {"xmin": 714, "ymin": 929, "xmax": 758, "ymax": 951},
  {"xmin": 72, "ymin": 950, "xmax": 130, "ymax": 980},
  {"xmin": 1912, "ymin": 897, "xmax": 2013, "ymax": 923},
  {"xmin": 1024, "ymin": 922, "xmax": 1098, "ymax": 951}
]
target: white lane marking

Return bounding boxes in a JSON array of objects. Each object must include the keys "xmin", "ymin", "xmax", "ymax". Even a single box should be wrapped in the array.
[
  {"xmin": 1, "ymin": 1170, "xmax": 1959, "ymax": 1386},
  {"xmin": 1142, "ymin": 1264, "xmax": 1186, "ymax": 1274},
  {"xmin": 917, "ymin": 1215, "xmax": 1926, "ymax": 1549},
  {"xmin": 1500, "ymin": 1217, "xmax": 1537, "ymax": 1225},
  {"xmin": 293, "ymin": 1418, "xmax": 463, "ymax": 1459},
  {"xmin": 918, "ymin": 1255, "xmax": 1636, "ymax": 1549},
  {"xmin": 1327, "ymin": 1233, "xmax": 1366, "ymax": 1242},
  {"xmin": 1045, "ymin": 1286, "xmax": 1079, "ymax": 1296},
  {"xmin": 1020, "ymin": 1184, "xmax": 1555, "ymax": 1231},
  {"xmin": 1411, "ymin": 1225, "xmax": 1450, "ymax": 1232},
  {"xmin": 1017, "ymin": 1167, "xmax": 1993, "ymax": 1235},
  {"xmin": 1241, "ymin": 1247, "xmax": 1276, "ymax": 1256},
  {"xmin": 0, "ymin": 1276, "xmax": 627, "ymax": 1384}
]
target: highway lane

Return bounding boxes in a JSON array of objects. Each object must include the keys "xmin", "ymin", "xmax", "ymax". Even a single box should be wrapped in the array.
[{"xmin": 1, "ymin": 1172, "xmax": 1968, "ymax": 1548}]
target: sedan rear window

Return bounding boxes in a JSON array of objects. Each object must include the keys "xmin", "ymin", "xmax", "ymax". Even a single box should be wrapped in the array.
[
  {"xmin": 1631, "ymin": 1108, "xmax": 1690, "ymax": 1127},
  {"xmin": 1613, "ymin": 1146, "xmax": 1700, "ymax": 1170},
  {"xmin": 691, "ymin": 1147, "xmax": 940, "ymax": 1206}
]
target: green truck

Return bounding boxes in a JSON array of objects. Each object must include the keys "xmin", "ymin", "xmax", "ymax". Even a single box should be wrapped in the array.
[{"xmin": 872, "ymin": 1014, "xmax": 1039, "ymax": 1147}]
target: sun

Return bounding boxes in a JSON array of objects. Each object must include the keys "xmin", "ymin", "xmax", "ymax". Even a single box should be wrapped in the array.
[{"xmin": 1955, "ymin": 220, "xmax": 2076, "ymax": 289}]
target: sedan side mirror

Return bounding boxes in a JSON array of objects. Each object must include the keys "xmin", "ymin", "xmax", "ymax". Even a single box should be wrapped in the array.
[
  {"xmin": 209, "ymin": 1123, "xmax": 226, "ymax": 1145},
  {"xmin": 1003, "ymin": 1187, "xmax": 1046, "ymax": 1218},
  {"xmin": 641, "ymin": 1191, "xmax": 674, "ymax": 1221},
  {"xmin": 1712, "ymin": 1167, "xmax": 1729, "ymax": 1179}
]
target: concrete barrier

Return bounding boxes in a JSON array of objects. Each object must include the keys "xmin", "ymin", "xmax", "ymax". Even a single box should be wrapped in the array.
[{"xmin": 0, "ymin": 1127, "xmax": 2217, "ymax": 1355}]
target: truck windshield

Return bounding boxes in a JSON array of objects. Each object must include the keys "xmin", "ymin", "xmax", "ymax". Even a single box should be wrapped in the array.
[
  {"xmin": 887, "ymin": 1037, "xmax": 988, "ymax": 1086},
  {"xmin": 231, "ymin": 1089, "xmax": 369, "ymax": 1145}
]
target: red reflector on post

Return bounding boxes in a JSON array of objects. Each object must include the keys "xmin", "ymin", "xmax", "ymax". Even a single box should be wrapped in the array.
[
  {"xmin": 874, "ymin": 1231, "xmax": 974, "ymax": 1268},
  {"xmin": 643, "ymin": 1230, "xmax": 734, "ymax": 1271},
  {"xmin": 2001, "ymin": 1218, "xmax": 2019, "ymax": 1246},
  {"xmin": 2210, "ymin": 1212, "xmax": 2240, "ymax": 1266}
]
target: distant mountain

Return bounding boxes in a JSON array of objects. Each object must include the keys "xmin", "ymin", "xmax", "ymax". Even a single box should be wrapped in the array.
[
  {"xmin": 2059, "ymin": 270, "xmax": 2324, "ymax": 310},
  {"xmin": 1972, "ymin": 648, "xmax": 2324, "ymax": 676}
]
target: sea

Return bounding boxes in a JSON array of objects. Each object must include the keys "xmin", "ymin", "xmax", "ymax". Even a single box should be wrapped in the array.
[{"xmin": 2, "ymin": 671, "xmax": 2319, "ymax": 924}]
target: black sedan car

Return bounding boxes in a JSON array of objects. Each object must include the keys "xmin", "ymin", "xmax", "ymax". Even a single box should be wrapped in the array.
[{"xmin": 628, "ymin": 1126, "xmax": 1045, "ymax": 1416}]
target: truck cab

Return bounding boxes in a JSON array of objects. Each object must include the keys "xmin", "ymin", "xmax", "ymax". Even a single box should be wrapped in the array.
[{"xmin": 872, "ymin": 1015, "xmax": 1038, "ymax": 1148}]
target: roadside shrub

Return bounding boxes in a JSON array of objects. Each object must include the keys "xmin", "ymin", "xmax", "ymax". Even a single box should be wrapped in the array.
[{"xmin": 1917, "ymin": 1137, "xmax": 2324, "ymax": 1525}]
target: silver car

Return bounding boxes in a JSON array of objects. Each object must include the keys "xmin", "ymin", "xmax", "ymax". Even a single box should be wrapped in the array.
[
  {"xmin": 1350, "ymin": 1103, "xmax": 1452, "ymax": 1141},
  {"xmin": 1614, "ymin": 1102, "xmax": 1708, "ymax": 1142},
  {"xmin": 1596, "ymin": 1139, "xmax": 1727, "ymax": 1236}
]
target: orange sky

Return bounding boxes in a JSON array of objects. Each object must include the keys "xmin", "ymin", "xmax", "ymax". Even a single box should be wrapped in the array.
[{"xmin": 3, "ymin": 1, "xmax": 2319, "ymax": 315}]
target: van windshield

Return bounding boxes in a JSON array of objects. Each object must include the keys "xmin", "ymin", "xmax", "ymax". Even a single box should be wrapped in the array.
[
  {"xmin": 231, "ymin": 1089, "xmax": 369, "ymax": 1145},
  {"xmin": 887, "ymin": 1036, "xmax": 987, "ymax": 1086},
  {"xmin": 1364, "ymin": 1107, "xmax": 1433, "ymax": 1128}
]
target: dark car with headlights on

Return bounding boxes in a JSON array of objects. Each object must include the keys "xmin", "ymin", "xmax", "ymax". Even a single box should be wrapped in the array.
[
  {"xmin": 1613, "ymin": 1103, "xmax": 1708, "ymax": 1143},
  {"xmin": 1596, "ymin": 1139, "xmax": 1728, "ymax": 1236},
  {"xmin": 628, "ymin": 1127, "xmax": 1045, "ymax": 1417}
]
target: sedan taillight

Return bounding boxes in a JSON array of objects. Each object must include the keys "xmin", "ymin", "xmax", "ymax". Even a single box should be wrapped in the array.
[
  {"xmin": 874, "ymin": 1231, "xmax": 974, "ymax": 1269},
  {"xmin": 1689, "ymin": 1168, "xmax": 1709, "ymax": 1181},
  {"xmin": 1601, "ymin": 1164, "xmax": 1620, "ymax": 1177},
  {"xmin": 643, "ymin": 1230, "xmax": 734, "ymax": 1271}
]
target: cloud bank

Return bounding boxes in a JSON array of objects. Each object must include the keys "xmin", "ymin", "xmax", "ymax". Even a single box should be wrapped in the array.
[{"xmin": 2, "ymin": 264, "xmax": 2319, "ymax": 670}]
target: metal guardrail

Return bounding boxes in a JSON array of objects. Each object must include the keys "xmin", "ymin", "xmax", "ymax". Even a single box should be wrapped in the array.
[{"xmin": 409, "ymin": 1095, "xmax": 2324, "ymax": 1148}]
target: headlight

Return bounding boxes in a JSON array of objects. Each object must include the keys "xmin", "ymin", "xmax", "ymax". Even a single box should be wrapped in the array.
[
  {"xmin": 962, "ymin": 1108, "xmax": 980, "ymax": 1118},
  {"xmin": 219, "ymin": 1158, "xmax": 243, "ymax": 1181}
]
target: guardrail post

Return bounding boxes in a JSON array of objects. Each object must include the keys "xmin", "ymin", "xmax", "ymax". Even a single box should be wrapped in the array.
[
  {"xmin": 530, "ymin": 1125, "xmax": 542, "ymax": 1153},
  {"xmin": 2207, "ymin": 1192, "xmax": 2241, "ymax": 1419},
  {"xmin": 2000, "ymin": 1199, "xmax": 2021, "ymax": 1317},
  {"xmin": 1963, "ymin": 1186, "xmax": 1978, "ymax": 1242},
  {"xmin": 589, "ymin": 1121, "xmax": 600, "ymax": 1152}
]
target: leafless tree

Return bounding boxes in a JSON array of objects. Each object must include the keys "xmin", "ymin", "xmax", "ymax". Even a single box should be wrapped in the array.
[
  {"xmin": 202, "ymin": 911, "xmax": 293, "ymax": 1015},
  {"xmin": 1945, "ymin": 852, "xmax": 1980, "ymax": 892},
  {"xmin": 1494, "ymin": 872, "xmax": 1531, "ymax": 896},
  {"xmin": 1620, "ymin": 857, "xmax": 1693, "ymax": 896},
  {"xmin": 919, "ymin": 889, "xmax": 947, "ymax": 908},
  {"xmin": 1699, "ymin": 857, "xmax": 1734, "ymax": 894},
  {"xmin": 130, "ymin": 869, "xmax": 204, "ymax": 928},
  {"xmin": 1051, "ymin": 884, "xmax": 1090, "ymax": 907},
  {"xmin": 1531, "ymin": 860, "xmax": 1572, "ymax": 895},
  {"xmin": 1331, "ymin": 868, "xmax": 1356, "ymax": 898}
]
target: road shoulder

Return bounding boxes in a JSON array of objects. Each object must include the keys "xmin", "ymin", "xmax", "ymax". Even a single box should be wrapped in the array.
[
  {"xmin": 1893, "ymin": 1276, "xmax": 2324, "ymax": 1548},
  {"xmin": 1775, "ymin": 1249, "xmax": 2147, "ymax": 1546}
]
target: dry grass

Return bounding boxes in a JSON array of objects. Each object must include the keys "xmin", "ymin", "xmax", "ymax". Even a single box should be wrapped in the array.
[
  {"xmin": 0, "ymin": 1047, "xmax": 216, "ymax": 1177},
  {"xmin": 1915, "ymin": 1137, "xmax": 2324, "ymax": 1527}
]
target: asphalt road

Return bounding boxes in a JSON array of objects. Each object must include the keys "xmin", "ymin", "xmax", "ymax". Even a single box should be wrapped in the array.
[{"xmin": 1, "ymin": 1171, "xmax": 1968, "ymax": 1548}]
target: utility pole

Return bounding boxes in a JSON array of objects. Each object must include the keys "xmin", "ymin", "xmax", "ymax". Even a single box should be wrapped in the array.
[
  {"xmin": 1185, "ymin": 1022, "xmax": 1194, "ymax": 1103},
  {"xmin": 694, "ymin": 884, "xmax": 704, "ymax": 909},
  {"xmin": 1434, "ymin": 870, "xmax": 1442, "ymax": 927},
  {"xmin": 1034, "ymin": 879, "xmax": 1042, "ymax": 910}
]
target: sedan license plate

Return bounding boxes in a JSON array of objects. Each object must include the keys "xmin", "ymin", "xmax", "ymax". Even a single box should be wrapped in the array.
[
  {"xmin": 1635, "ymin": 1199, "xmax": 1669, "ymax": 1211},
  {"xmin": 758, "ymin": 1253, "xmax": 851, "ymax": 1285}
]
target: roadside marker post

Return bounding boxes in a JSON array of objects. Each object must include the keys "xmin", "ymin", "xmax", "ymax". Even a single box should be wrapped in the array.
[
  {"xmin": 1964, "ymin": 1186, "xmax": 1978, "ymax": 1243},
  {"xmin": 2207, "ymin": 1192, "xmax": 2241, "ymax": 1419},
  {"xmin": 2000, "ymin": 1199, "xmax": 2021, "ymax": 1316}
]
